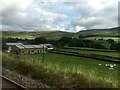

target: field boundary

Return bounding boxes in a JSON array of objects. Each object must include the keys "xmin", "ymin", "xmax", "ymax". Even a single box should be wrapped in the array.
[
  {"xmin": 62, "ymin": 47, "xmax": 119, "ymax": 53},
  {"xmin": 50, "ymin": 50, "xmax": 120, "ymax": 63}
]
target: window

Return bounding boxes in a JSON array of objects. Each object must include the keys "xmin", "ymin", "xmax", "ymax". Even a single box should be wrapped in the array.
[{"xmin": 31, "ymin": 50, "xmax": 34, "ymax": 52}]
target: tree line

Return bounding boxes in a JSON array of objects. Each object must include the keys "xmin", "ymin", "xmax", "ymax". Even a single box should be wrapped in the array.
[{"xmin": 2, "ymin": 37, "xmax": 120, "ymax": 51}]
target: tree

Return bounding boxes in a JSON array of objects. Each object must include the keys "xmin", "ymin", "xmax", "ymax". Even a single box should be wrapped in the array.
[
  {"xmin": 98, "ymin": 38, "xmax": 104, "ymax": 41},
  {"xmin": 91, "ymin": 42, "xmax": 106, "ymax": 49},
  {"xmin": 33, "ymin": 37, "xmax": 47, "ymax": 44},
  {"xmin": 78, "ymin": 35, "xmax": 84, "ymax": 38},
  {"xmin": 58, "ymin": 37, "xmax": 72, "ymax": 46},
  {"xmin": 106, "ymin": 39, "xmax": 114, "ymax": 44},
  {"xmin": 110, "ymin": 42, "xmax": 120, "ymax": 50}
]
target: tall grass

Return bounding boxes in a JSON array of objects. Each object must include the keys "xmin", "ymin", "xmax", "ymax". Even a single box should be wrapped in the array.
[{"xmin": 2, "ymin": 52, "xmax": 119, "ymax": 88}]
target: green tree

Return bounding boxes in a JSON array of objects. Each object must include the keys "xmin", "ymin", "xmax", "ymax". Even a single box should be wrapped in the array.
[
  {"xmin": 33, "ymin": 37, "xmax": 47, "ymax": 44},
  {"xmin": 106, "ymin": 39, "xmax": 114, "ymax": 44},
  {"xmin": 110, "ymin": 42, "xmax": 120, "ymax": 50}
]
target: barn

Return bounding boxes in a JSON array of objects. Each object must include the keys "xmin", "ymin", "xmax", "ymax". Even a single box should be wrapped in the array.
[{"xmin": 6, "ymin": 43, "xmax": 53, "ymax": 54}]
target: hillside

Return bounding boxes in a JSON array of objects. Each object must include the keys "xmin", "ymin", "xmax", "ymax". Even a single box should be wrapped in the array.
[
  {"xmin": 2, "ymin": 27, "xmax": 120, "ymax": 41},
  {"xmin": 2, "ymin": 31, "xmax": 76, "ymax": 40},
  {"xmin": 77, "ymin": 27, "xmax": 120, "ymax": 37}
]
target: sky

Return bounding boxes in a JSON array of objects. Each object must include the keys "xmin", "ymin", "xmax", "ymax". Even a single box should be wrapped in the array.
[{"xmin": 1, "ymin": 0, "xmax": 119, "ymax": 32}]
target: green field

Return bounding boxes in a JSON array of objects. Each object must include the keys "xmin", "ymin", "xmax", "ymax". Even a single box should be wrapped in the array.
[
  {"xmin": 2, "ymin": 51, "xmax": 119, "ymax": 88},
  {"xmin": 5, "ymin": 34, "xmax": 35, "ymax": 39},
  {"xmin": 58, "ymin": 48, "xmax": 119, "ymax": 58},
  {"xmin": 65, "ymin": 47, "xmax": 117, "ymax": 51},
  {"xmin": 84, "ymin": 36, "xmax": 120, "ymax": 42}
]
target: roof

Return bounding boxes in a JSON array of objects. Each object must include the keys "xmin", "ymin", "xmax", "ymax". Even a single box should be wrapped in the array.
[
  {"xmin": 23, "ymin": 45, "xmax": 47, "ymax": 49},
  {"xmin": 16, "ymin": 44, "xmax": 25, "ymax": 49},
  {"xmin": 23, "ymin": 45, "xmax": 35, "ymax": 49},
  {"xmin": 32, "ymin": 45, "xmax": 43, "ymax": 48},
  {"xmin": 40, "ymin": 44, "xmax": 52, "ymax": 46},
  {"xmin": 44, "ymin": 44, "xmax": 52, "ymax": 46},
  {"xmin": 6, "ymin": 43, "xmax": 25, "ymax": 49},
  {"xmin": 6, "ymin": 43, "xmax": 23, "ymax": 46},
  {"xmin": 6, "ymin": 43, "xmax": 53, "ymax": 49}
]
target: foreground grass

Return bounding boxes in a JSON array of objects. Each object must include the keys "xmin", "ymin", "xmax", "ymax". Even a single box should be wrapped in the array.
[{"xmin": 2, "ymin": 52, "xmax": 119, "ymax": 88}]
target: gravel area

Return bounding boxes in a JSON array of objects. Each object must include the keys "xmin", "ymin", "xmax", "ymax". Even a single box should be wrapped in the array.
[{"xmin": 2, "ymin": 68, "xmax": 50, "ymax": 89}]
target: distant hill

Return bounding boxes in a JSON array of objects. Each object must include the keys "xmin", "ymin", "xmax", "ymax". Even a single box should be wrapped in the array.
[
  {"xmin": 77, "ymin": 27, "xmax": 120, "ymax": 37},
  {"xmin": 2, "ymin": 27, "xmax": 120, "ymax": 41},
  {"xmin": 2, "ymin": 31, "xmax": 75, "ymax": 40}
]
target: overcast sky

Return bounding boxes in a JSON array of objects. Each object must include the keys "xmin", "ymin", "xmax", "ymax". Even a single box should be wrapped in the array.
[{"xmin": 1, "ymin": 0, "xmax": 119, "ymax": 32}]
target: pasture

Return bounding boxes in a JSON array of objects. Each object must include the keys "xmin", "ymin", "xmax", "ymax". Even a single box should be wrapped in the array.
[
  {"xmin": 2, "ymin": 51, "xmax": 119, "ymax": 88},
  {"xmin": 5, "ymin": 34, "xmax": 34, "ymax": 39},
  {"xmin": 84, "ymin": 36, "xmax": 120, "ymax": 42},
  {"xmin": 58, "ymin": 47, "xmax": 119, "ymax": 58}
]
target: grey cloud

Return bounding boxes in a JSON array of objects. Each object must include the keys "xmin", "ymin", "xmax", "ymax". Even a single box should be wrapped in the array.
[
  {"xmin": 70, "ymin": 1, "xmax": 118, "ymax": 30},
  {"xmin": 1, "ymin": 0, "xmax": 68, "ymax": 31},
  {"xmin": 1, "ymin": 0, "xmax": 119, "ymax": 31},
  {"xmin": 72, "ymin": 17, "xmax": 103, "ymax": 29}
]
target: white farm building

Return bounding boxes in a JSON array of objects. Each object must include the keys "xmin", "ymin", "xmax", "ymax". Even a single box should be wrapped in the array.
[{"xmin": 6, "ymin": 43, "xmax": 53, "ymax": 54}]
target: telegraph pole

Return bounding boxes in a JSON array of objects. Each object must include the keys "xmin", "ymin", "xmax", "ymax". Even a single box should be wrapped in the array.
[{"xmin": 42, "ymin": 44, "xmax": 44, "ymax": 63}]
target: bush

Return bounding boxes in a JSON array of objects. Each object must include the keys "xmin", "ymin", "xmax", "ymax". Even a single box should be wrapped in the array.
[
  {"xmin": 90, "ymin": 42, "xmax": 105, "ymax": 49},
  {"xmin": 110, "ymin": 42, "xmax": 120, "ymax": 50},
  {"xmin": 106, "ymin": 39, "xmax": 115, "ymax": 44}
]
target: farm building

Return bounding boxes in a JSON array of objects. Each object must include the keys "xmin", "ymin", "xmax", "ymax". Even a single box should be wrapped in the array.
[{"xmin": 6, "ymin": 43, "xmax": 53, "ymax": 54}]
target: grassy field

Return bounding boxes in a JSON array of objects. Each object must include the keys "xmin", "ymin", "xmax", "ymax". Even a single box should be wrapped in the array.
[
  {"xmin": 84, "ymin": 36, "xmax": 120, "ymax": 42},
  {"xmin": 64, "ymin": 47, "xmax": 117, "ymax": 51},
  {"xmin": 5, "ymin": 34, "xmax": 35, "ymax": 39},
  {"xmin": 58, "ymin": 48, "xmax": 119, "ymax": 58},
  {"xmin": 2, "ymin": 51, "xmax": 119, "ymax": 88}
]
